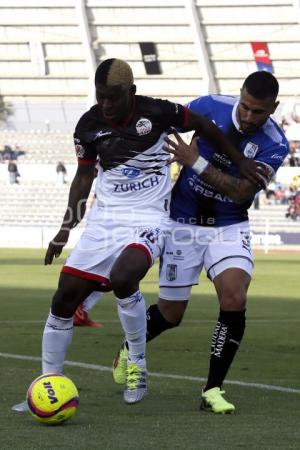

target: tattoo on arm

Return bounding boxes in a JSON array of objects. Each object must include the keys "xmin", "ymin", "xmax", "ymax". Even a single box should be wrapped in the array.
[{"xmin": 201, "ymin": 164, "xmax": 258, "ymax": 203}]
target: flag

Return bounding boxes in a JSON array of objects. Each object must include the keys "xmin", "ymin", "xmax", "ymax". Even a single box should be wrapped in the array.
[
  {"xmin": 139, "ymin": 42, "xmax": 162, "ymax": 75},
  {"xmin": 250, "ymin": 42, "xmax": 274, "ymax": 73}
]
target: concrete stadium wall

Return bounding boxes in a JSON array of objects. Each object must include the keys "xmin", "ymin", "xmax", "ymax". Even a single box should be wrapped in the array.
[
  {"xmin": 0, "ymin": 225, "xmax": 83, "ymax": 249},
  {"xmin": 1, "ymin": 0, "xmax": 300, "ymax": 129}
]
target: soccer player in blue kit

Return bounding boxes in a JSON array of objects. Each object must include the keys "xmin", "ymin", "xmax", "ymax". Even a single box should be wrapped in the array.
[{"xmin": 113, "ymin": 71, "xmax": 289, "ymax": 413}]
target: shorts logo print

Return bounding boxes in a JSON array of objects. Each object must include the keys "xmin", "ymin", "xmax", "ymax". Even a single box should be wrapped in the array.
[
  {"xmin": 166, "ymin": 264, "xmax": 177, "ymax": 281},
  {"xmin": 240, "ymin": 232, "xmax": 251, "ymax": 254}
]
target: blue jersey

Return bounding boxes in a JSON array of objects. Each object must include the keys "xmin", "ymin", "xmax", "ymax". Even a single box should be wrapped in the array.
[{"xmin": 170, "ymin": 95, "xmax": 289, "ymax": 226}]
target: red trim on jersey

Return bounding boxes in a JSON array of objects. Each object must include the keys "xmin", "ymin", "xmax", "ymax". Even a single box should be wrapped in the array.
[
  {"xmin": 126, "ymin": 243, "xmax": 153, "ymax": 266},
  {"xmin": 183, "ymin": 106, "xmax": 190, "ymax": 129},
  {"xmin": 121, "ymin": 94, "xmax": 136, "ymax": 127},
  {"xmin": 77, "ymin": 159, "xmax": 97, "ymax": 166},
  {"xmin": 62, "ymin": 266, "xmax": 112, "ymax": 291}
]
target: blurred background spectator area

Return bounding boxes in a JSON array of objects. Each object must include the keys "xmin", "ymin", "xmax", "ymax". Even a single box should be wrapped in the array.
[{"xmin": 0, "ymin": 0, "xmax": 299, "ymax": 248}]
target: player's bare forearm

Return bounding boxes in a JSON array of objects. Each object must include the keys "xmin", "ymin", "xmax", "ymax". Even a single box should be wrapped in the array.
[
  {"xmin": 187, "ymin": 111, "xmax": 266, "ymax": 184},
  {"xmin": 165, "ymin": 133, "xmax": 257, "ymax": 202},
  {"xmin": 166, "ymin": 128, "xmax": 267, "ymax": 187},
  {"xmin": 201, "ymin": 164, "xmax": 258, "ymax": 203},
  {"xmin": 44, "ymin": 164, "xmax": 95, "ymax": 265},
  {"xmin": 61, "ymin": 165, "xmax": 95, "ymax": 230}
]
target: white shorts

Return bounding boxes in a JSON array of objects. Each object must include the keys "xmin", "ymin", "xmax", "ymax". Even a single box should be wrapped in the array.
[
  {"xmin": 63, "ymin": 219, "xmax": 165, "ymax": 291},
  {"xmin": 159, "ymin": 220, "xmax": 253, "ymax": 301}
]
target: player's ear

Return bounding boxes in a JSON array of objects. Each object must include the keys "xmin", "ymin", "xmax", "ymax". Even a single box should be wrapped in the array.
[{"xmin": 131, "ymin": 84, "xmax": 136, "ymax": 94}]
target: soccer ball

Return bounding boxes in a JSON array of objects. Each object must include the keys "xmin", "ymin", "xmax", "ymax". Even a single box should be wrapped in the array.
[{"xmin": 27, "ymin": 373, "xmax": 79, "ymax": 425}]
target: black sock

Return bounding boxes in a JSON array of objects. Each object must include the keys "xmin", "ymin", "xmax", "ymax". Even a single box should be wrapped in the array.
[
  {"xmin": 204, "ymin": 309, "xmax": 246, "ymax": 391},
  {"xmin": 124, "ymin": 304, "xmax": 178, "ymax": 350},
  {"xmin": 146, "ymin": 304, "xmax": 178, "ymax": 342}
]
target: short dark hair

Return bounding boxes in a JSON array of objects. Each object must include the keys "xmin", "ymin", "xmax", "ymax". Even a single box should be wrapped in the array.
[
  {"xmin": 94, "ymin": 58, "xmax": 134, "ymax": 88},
  {"xmin": 242, "ymin": 71, "xmax": 279, "ymax": 99}
]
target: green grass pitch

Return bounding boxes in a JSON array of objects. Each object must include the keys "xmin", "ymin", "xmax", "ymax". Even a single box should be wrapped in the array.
[{"xmin": 0, "ymin": 248, "xmax": 299, "ymax": 450}]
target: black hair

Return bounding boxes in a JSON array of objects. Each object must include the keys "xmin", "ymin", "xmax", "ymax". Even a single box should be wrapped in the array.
[{"xmin": 243, "ymin": 71, "xmax": 279, "ymax": 99}]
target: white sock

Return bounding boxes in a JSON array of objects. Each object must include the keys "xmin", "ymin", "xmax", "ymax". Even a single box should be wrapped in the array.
[
  {"xmin": 116, "ymin": 290, "xmax": 146, "ymax": 367},
  {"xmin": 82, "ymin": 291, "xmax": 103, "ymax": 312},
  {"xmin": 42, "ymin": 311, "xmax": 73, "ymax": 374}
]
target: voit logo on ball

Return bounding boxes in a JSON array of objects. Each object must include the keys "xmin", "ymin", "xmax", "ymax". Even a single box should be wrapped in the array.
[{"xmin": 136, "ymin": 117, "xmax": 152, "ymax": 135}]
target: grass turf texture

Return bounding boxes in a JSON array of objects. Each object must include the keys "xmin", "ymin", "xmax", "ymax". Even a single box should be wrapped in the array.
[{"xmin": 0, "ymin": 248, "xmax": 299, "ymax": 450}]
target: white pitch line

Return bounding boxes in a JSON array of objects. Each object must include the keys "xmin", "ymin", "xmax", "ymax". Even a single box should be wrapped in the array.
[
  {"xmin": 1, "ymin": 319, "xmax": 300, "ymax": 324},
  {"xmin": 1, "ymin": 352, "xmax": 299, "ymax": 395}
]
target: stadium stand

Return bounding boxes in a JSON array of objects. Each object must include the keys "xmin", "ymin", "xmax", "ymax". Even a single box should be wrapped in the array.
[
  {"xmin": 0, "ymin": 129, "xmax": 75, "ymax": 164},
  {"xmin": 0, "ymin": 180, "xmax": 70, "ymax": 226},
  {"xmin": 0, "ymin": 0, "xmax": 299, "ymax": 248},
  {"xmin": 1, "ymin": 0, "xmax": 300, "ymax": 130},
  {"xmin": 249, "ymin": 203, "xmax": 299, "ymax": 233}
]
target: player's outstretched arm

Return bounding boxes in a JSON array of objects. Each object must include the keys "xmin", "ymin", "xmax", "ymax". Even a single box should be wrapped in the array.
[
  {"xmin": 44, "ymin": 164, "xmax": 95, "ymax": 265},
  {"xmin": 199, "ymin": 163, "xmax": 260, "ymax": 203},
  {"xmin": 165, "ymin": 132, "xmax": 266, "ymax": 203},
  {"xmin": 186, "ymin": 110, "xmax": 264, "ymax": 185}
]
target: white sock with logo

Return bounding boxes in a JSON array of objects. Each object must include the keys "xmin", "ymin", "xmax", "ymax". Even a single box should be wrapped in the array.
[
  {"xmin": 42, "ymin": 312, "xmax": 73, "ymax": 374},
  {"xmin": 116, "ymin": 290, "xmax": 146, "ymax": 368}
]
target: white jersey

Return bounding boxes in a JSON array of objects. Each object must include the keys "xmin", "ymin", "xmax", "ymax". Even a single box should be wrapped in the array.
[
  {"xmin": 74, "ymin": 95, "xmax": 190, "ymax": 228},
  {"xmin": 94, "ymin": 134, "xmax": 171, "ymax": 226}
]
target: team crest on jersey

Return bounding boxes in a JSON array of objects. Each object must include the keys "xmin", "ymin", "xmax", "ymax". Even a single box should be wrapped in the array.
[
  {"xmin": 243, "ymin": 142, "xmax": 258, "ymax": 158},
  {"xmin": 122, "ymin": 168, "xmax": 141, "ymax": 178},
  {"xmin": 136, "ymin": 117, "xmax": 152, "ymax": 136},
  {"xmin": 166, "ymin": 264, "xmax": 177, "ymax": 281},
  {"xmin": 75, "ymin": 144, "xmax": 85, "ymax": 158}
]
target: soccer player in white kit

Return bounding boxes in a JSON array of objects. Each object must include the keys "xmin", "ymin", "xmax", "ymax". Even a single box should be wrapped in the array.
[{"xmin": 12, "ymin": 59, "xmax": 262, "ymax": 411}]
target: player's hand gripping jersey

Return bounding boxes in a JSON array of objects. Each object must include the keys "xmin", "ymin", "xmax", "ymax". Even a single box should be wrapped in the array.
[
  {"xmin": 74, "ymin": 95, "xmax": 188, "ymax": 226},
  {"xmin": 170, "ymin": 95, "xmax": 289, "ymax": 227}
]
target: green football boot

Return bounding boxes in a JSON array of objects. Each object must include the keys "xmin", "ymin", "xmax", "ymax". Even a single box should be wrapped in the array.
[{"xmin": 200, "ymin": 387, "xmax": 235, "ymax": 414}]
